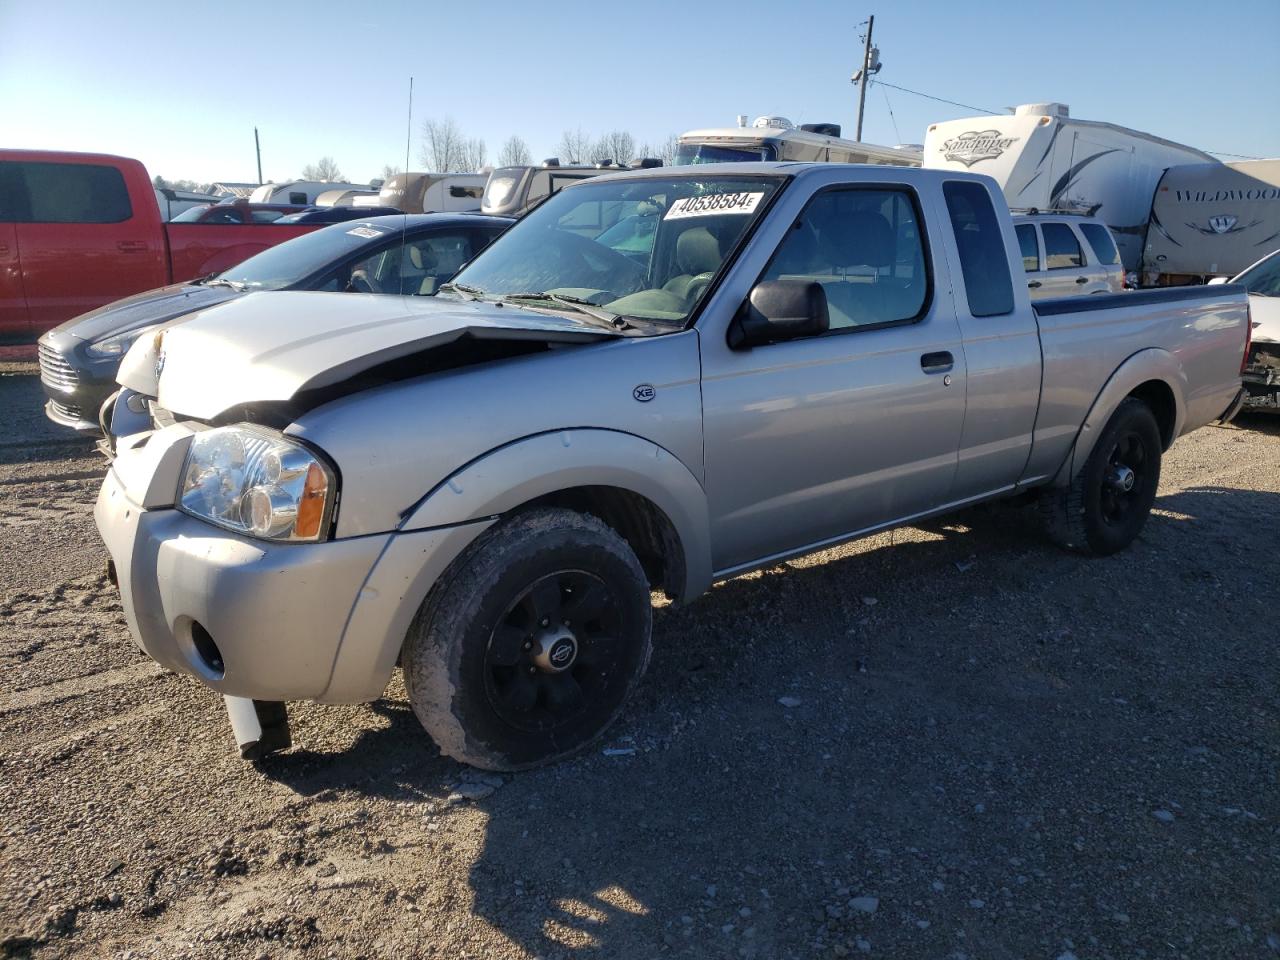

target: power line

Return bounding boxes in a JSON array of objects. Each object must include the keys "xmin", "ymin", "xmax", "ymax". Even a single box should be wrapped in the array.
[
  {"xmin": 878, "ymin": 83, "xmax": 902, "ymax": 143},
  {"xmin": 1207, "ymin": 150, "xmax": 1264, "ymax": 160},
  {"xmin": 870, "ymin": 79, "xmax": 1266, "ymax": 160},
  {"xmin": 869, "ymin": 79, "xmax": 1004, "ymax": 116}
]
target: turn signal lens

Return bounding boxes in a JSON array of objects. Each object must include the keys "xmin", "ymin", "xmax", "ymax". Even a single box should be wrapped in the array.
[{"xmin": 294, "ymin": 463, "xmax": 329, "ymax": 540}]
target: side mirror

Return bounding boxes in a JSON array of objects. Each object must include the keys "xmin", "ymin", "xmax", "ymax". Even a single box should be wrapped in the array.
[
  {"xmin": 728, "ymin": 279, "xmax": 829, "ymax": 349},
  {"xmin": 1207, "ymin": 276, "xmax": 1229, "ymax": 285}
]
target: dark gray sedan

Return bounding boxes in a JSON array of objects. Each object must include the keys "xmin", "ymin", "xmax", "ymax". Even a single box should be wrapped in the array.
[{"xmin": 37, "ymin": 213, "xmax": 511, "ymax": 431}]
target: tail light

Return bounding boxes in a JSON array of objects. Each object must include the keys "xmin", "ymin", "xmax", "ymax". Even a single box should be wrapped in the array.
[{"xmin": 1242, "ymin": 301, "xmax": 1252, "ymax": 374}]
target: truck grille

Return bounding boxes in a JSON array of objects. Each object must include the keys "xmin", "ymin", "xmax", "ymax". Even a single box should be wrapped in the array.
[{"xmin": 37, "ymin": 342, "xmax": 78, "ymax": 391}]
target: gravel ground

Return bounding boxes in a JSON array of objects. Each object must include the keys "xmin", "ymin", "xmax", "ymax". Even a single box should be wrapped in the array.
[{"xmin": 1, "ymin": 360, "xmax": 1277, "ymax": 960}]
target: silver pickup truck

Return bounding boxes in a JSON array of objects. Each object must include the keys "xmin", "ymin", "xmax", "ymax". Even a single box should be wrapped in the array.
[{"xmin": 96, "ymin": 163, "xmax": 1250, "ymax": 770}]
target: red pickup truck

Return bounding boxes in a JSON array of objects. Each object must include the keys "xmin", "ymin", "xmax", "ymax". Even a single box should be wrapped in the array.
[{"xmin": 0, "ymin": 150, "xmax": 322, "ymax": 342}]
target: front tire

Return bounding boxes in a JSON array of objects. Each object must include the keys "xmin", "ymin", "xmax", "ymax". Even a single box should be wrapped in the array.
[
  {"xmin": 1040, "ymin": 397, "xmax": 1163, "ymax": 555},
  {"xmin": 403, "ymin": 508, "xmax": 653, "ymax": 771}
]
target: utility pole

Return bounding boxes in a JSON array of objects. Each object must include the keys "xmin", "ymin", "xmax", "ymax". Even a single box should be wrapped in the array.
[
  {"xmin": 254, "ymin": 127, "xmax": 263, "ymax": 184},
  {"xmin": 854, "ymin": 15, "xmax": 875, "ymax": 142}
]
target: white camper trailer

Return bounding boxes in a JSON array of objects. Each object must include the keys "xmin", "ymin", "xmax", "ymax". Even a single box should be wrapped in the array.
[
  {"xmin": 313, "ymin": 188, "xmax": 380, "ymax": 208},
  {"xmin": 1142, "ymin": 160, "xmax": 1280, "ymax": 285},
  {"xmin": 677, "ymin": 116, "xmax": 921, "ymax": 167},
  {"xmin": 924, "ymin": 103, "xmax": 1216, "ymax": 272},
  {"xmin": 377, "ymin": 173, "xmax": 486, "ymax": 214},
  {"xmin": 248, "ymin": 180, "xmax": 369, "ymax": 206}
]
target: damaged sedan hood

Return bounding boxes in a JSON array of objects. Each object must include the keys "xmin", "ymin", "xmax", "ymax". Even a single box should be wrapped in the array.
[{"xmin": 118, "ymin": 290, "xmax": 618, "ymax": 420}]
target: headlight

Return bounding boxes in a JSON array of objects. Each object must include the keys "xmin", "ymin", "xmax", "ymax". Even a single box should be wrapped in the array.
[
  {"xmin": 86, "ymin": 324, "xmax": 159, "ymax": 359},
  {"xmin": 179, "ymin": 425, "xmax": 336, "ymax": 542}
]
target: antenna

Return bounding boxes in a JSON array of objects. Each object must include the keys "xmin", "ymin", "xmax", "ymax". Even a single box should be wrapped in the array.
[{"xmin": 398, "ymin": 76, "xmax": 413, "ymax": 296}]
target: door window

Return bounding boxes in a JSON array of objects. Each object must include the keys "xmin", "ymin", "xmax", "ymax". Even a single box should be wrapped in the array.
[
  {"xmin": 758, "ymin": 186, "xmax": 929, "ymax": 331},
  {"xmin": 5, "ymin": 161, "xmax": 132, "ymax": 223},
  {"xmin": 943, "ymin": 180, "xmax": 1014, "ymax": 317},
  {"xmin": 1042, "ymin": 222, "xmax": 1084, "ymax": 269},
  {"xmin": 1015, "ymin": 223, "xmax": 1040, "ymax": 272}
]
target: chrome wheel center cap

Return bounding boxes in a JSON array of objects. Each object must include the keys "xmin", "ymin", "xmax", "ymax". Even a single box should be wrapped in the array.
[
  {"xmin": 1107, "ymin": 465, "xmax": 1136, "ymax": 492},
  {"xmin": 533, "ymin": 628, "xmax": 578, "ymax": 673}
]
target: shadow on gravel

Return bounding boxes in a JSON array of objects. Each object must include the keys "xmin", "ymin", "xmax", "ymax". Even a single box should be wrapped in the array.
[
  {"xmin": 257, "ymin": 701, "xmax": 456, "ymax": 800},
  {"xmin": 251, "ymin": 482, "xmax": 1278, "ymax": 958},
  {"xmin": 1231, "ymin": 411, "xmax": 1280, "ymax": 437},
  {"xmin": 0, "ymin": 367, "xmax": 98, "ymax": 465}
]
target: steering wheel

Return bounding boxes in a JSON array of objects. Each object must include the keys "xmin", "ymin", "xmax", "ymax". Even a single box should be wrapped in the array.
[
  {"xmin": 550, "ymin": 229, "xmax": 646, "ymax": 293},
  {"xmin": 348, "ymin": 272, "xmax": 377, "ymax": 294}
]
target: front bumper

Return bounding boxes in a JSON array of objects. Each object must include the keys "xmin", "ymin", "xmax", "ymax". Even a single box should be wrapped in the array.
[
  {"xmin": 94, "ymin": 424, "xmax": 495, "ymax": 706},
  {"xmin": 95, "ymin": 465, "xmax": 391, "ymax": 701},
  {"xmin": 37, "ymin": 334, "xmax": 117, "ymax": 433},
  {"xmin": 1242, "ymin": 341, "xmax": 1280, "ymax": 411}
]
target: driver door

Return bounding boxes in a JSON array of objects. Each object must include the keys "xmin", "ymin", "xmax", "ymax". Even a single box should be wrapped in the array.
[{"xmin": 699, "ymin": 184, "xmax": 966, "ymax": 573}]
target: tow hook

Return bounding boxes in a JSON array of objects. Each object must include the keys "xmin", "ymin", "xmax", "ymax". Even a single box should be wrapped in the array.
[{"xmin": 224, "ymin": 697, "xmax": 291, "ymax": 760}]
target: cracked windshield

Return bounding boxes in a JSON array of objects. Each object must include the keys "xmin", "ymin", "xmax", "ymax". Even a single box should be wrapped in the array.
[{"xmin": 448, "ymin": 175, "xmax": 783, "ymax": 323}]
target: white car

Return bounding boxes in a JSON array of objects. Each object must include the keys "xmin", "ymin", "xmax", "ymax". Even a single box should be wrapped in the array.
[
  {"xmin": 1218, "ymin": 249, "xmax": 1280, "ymax": 411},
  {"xmin": 1013, "ymin": 213, "xmax": 1125, "ymax": 300}
]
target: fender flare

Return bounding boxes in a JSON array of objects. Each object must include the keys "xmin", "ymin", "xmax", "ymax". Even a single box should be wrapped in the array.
[
  {"xmin": 1050, "ymin": 347, "xmax": 1187, "ymax": 487},
  {"xmin": 401, "ymin": 428, "xmax": 713, "ymax": 602}
]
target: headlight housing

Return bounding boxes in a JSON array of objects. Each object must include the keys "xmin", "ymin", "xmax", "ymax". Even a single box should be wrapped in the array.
[
  {"xmin": 179, "ymin": 425, "xmax": 336, "ymax": 542},
  {"xmin": 86, "ymin": 324, "xmax": 160, "ymax": 359}
]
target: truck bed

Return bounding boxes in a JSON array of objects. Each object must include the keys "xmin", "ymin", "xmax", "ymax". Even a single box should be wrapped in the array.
[{"xmin": 1023, "ymin": 284, "xmax": 1249, "ymax": 483}]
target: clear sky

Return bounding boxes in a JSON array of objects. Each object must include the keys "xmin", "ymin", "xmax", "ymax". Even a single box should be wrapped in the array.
[{"xmin": 2, "ymin": 0, "xmax": 1277, "ymax": 185}]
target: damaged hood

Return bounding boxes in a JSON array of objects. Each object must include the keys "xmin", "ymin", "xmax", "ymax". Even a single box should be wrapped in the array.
[{"xmin": 117, "ymin": 290, "xmax": 617, "ymax": 420}]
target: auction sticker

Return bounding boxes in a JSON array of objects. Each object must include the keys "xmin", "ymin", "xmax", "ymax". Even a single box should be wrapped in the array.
[
  {"xmin": 346, "ymin": 226, "xmax": 389, "ymax": 239},
  {"xmin": 664, "ymin": 191, "xmax": 763, "ymax": 220}
]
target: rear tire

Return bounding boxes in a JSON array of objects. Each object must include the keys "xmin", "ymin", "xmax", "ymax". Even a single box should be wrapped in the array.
[
  {"xmin": 403, "ymin": 507, "xmax": 652, "ymax": 771},
  {"xmin": 1040, "ymin": 397, "xmax": 1163, "ymax": 556}
]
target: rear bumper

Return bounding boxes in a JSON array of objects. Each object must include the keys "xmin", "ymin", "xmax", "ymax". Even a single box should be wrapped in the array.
[{"xmin": 1242, "ymin": 341, "xmax": 1280, "ymax": 411}]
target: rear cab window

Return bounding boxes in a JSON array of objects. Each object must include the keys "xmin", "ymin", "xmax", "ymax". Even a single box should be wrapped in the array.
[
  {"xmin": 1079, "ymin": 222, "xmax": 1121, "ymax": 265},
  {"xmin": 943, "ymin": 180, "xmax": 1014, "ymax": 317},
  {"xmin": 1041, "ymin": 222, "xmax": 1084, "ymax": 269}
]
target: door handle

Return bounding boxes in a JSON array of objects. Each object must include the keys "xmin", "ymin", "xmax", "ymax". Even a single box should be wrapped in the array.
[
  {"xmin": 921, "ymin": 351, "xmax": 954, "ymax": 373},
  {"xmin": 1075, "ymin": 276, "xmax": 1089, "ymax": 284},
  {"xmin": 116, "ymin": 240, "xmax": 148, "ymax": 253},
  {"xmin": 1027, "ymin": 280, "xmax": 1041, "ymax": 288}
]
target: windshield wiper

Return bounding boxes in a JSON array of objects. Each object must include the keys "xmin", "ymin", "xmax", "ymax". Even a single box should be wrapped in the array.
[
  {"xmin": 204, "ymin": 278, "xmax": 246, "ymax": 291},
  {"xmin": 500, "ymin": 292, "xmax": 629, "ymax": 330},
  {"xmin": 439, "ymin": 281, "xmax": 486, "ymax": 301}
]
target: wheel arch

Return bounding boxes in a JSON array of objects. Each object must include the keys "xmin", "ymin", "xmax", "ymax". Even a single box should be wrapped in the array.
[
  {"xmin": 400, "ymin": 428, "xmax": 713, "ymax": 603},
  {"xmin": 1051, "ymin": 348, "xmax": 1187, "ymax": 487}
]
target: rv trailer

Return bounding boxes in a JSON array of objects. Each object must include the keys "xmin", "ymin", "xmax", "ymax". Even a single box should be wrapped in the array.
[
  {"xmin": 1142, "ymin": 159, "xmax": 1280, "ymax": 285},
  {"xmin": 248, "ymin": 180, "xmax": 370, "ymax": 206},
  {"xmin": 676, "ymin": 116, "xmax": 921, "ymax": 167},
  {"xmin": 924, "ymin": 103, "xmax": 1216, "ymax": 272},
  {"xmin": 376, "ymin": 173, "xmax": 487, "ymax": 214},
  {"xmin": 313, "ymin": 188, "xmax": 380, "ymax": 208}
]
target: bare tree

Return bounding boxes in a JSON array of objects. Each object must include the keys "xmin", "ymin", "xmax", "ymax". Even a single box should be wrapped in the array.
[
  {"xmin": 380, "ymin": 164, "xmax": 402, "ymax": 182},
  {"xmin": 653, "ymin": 134, "xmax": 680, "ymax": 167},
  {"xmin": 301, "ymin": 156, "xmax": 345, "ymax": 181},
  {"xmin": 460, "ymin": 137, "xmax": 487, "ymax": 172},
  {"xmin": 592, "ymin": 130, "xmax": 636, "ymax": 166},
  {"xmin": 498, "ymin": 135, "xmax": 531, "ymax": 167},
  {"xmin": 556, "ymin": 127, "xmax": 593, "ymax": 164},
  {"xmin": 420, "ymin": 118, "xmax": 486, "ymax": 172}
]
